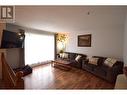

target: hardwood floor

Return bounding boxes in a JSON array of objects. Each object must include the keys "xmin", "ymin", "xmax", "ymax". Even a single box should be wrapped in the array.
[
  {"xmin": 23, "ymin": 63, "xmax": 114, "ymax": 89},
  {"xmin": 0, "ymin": 79, "xmax": 5, "ymax": 89}
]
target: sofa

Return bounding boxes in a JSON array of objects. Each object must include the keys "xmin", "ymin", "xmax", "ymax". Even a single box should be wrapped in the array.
[
  {"xmin": 57, "ymin": 52, "xmax": 87, "ymax": 69},
  {"xmin": 82, "ymin": 56, "xmax": 124, "ymax": 83}
]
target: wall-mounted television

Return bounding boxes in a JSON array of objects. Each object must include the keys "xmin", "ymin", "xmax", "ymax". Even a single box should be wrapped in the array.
[{"xmin": 1, "ymin": 30, "xmax": 25, "ymax": 48}]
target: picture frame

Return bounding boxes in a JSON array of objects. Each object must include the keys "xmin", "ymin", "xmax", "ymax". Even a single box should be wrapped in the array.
[{"xmin": 78, "ymin": 34, "xmax": 91, "ymax": 47}]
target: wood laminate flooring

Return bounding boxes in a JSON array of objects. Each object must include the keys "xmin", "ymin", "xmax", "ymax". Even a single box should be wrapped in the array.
[
  {"xmin": 0, "ymin": 79, "xmax": 6, "ymax": 89},
  {"xmin": 23, "ymin": 63, "xmax": 114, "ymax": 89}
]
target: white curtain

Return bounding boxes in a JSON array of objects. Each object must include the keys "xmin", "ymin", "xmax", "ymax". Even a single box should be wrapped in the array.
[{"xmin": 25, "ymin": 32, "xmax": 54, "ymax": 65}]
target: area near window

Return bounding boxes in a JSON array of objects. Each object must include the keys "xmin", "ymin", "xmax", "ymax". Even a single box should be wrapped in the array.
[{"xmin": 25, "ymin": 32, "xmax": 55, "ymax": 66}]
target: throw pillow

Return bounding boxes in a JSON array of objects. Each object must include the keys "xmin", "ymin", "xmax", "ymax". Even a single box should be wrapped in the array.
[
  {"xmin": 104, "ymin": 58, "xmax": 117, "ymax": 67},
  {"xmin": 75, "ymin": 55, "xmax": 82, "ymax": 62},
  {"xmin": 64, "ymin": 53, "xmax": 69, "ymax": 59},
  {"xmin": 88, "ymin": 57, "xmax": 99, "ymax": 65},
  {"xmin": 59, "ymin": 53, "xmax": 63, "ymax": 58},
  {"xmin": 61, "ymin": 53, "xmax": 68, "ymax": 59}
]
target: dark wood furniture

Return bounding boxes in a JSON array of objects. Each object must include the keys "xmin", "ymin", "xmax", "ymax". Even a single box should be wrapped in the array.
[
  {"xmin": 1, "ymin": 53, "xmax": 24, "ymax": 89},
  {"xmin": 51, "ymin": 59, "xmax": 71, "ymax": 71}
]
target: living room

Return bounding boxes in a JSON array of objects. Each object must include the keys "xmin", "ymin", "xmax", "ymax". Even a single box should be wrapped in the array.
[{"xmin": 0, "ymin": 5, "xmax": 127, "ymax": 90}]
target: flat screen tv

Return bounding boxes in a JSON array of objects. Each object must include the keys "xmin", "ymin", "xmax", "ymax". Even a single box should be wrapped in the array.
[{"xmin": 1, "ymin": 30, "xmax": 25, "ymax": 48}]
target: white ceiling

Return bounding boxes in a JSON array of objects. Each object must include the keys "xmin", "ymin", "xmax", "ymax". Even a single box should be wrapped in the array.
[{"xmin": 14, "ymin": 6, "xmax": 127, "ymax": 33}]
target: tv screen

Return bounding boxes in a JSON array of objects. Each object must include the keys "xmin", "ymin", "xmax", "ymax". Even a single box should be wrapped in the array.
[{"xmin": 1, "ymin": 30, "xmax": 25, "ymax": 48}]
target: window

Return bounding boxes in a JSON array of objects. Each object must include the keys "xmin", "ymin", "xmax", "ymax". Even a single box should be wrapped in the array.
[{"xmin": 25, "ymin": 32, "xmax": 54, "ymax": 65}]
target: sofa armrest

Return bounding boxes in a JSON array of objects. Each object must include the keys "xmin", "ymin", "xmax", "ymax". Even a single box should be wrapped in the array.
[
  {"xmin": 112, "ymin": 61, "xmax": 123, "ymax": 74},
  {"xmin": 107, "ymin": 61, "xmax": 123, "ymax": 75},
  {"xmin": 106, "ymin": 61, "xmax": 123, "ymax": 83}
]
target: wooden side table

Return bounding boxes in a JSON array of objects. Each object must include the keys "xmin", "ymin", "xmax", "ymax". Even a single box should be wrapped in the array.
[{"xmin": 115, "ymin": 74, "xmax": 127, "ymax": 89}]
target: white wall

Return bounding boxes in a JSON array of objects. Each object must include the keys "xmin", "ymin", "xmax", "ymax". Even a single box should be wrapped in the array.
[
  {"xmin": 66, "ymin": 10, "xmax": 125, "ymax": 61},
  {"xmin": 123, "ymin": 13, "xmax": 127, "ymax": 66},
  {"xmin": 6, "ymin": 48, "xmax": 22, "ymax": 69}
]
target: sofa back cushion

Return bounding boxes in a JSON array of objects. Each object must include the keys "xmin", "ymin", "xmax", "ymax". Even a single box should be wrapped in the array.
[
  {"xmin": 69, "ymin": 53, "xmax": 76, "ymax": 60},
  {"xmin": 104, "ymin": 58, "xmax": 117, "ymax": 67},
  {"xmin": 75, "ymin": 55, "xmax": 82, "ymax": 62},
  {"xmin": 92, "ymin": 56, "xmax": 106, "ymax": 65},
  {"xmin": 93, "ymin": 56, "xmax": 123, "ymax": 68},
  {"xmin": 62, "ymin": 53, "xmax": 69, "ymax": 59},
  {"xmin": 64, "ymin": 52, "xmax": 87, "ymax": 61},
  {"xmin": 88, "ymin": 57, "xmax": 99, "ymax": 65}
]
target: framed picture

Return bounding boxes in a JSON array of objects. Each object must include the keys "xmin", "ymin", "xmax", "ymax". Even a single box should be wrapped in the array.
[{"xmin": 78, "ymin": 34, "xmax": 91, "ymax": 47}]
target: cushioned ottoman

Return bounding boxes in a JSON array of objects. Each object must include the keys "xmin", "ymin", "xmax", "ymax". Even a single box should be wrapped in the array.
[{"xmin": 13, "ymin": 65, "xmax": 32, "ymax": 76}]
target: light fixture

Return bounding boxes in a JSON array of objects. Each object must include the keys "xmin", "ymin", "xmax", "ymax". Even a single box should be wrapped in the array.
[{"xmin": 56, "ymin": 33, "xmax": 67, "ymax": 53}]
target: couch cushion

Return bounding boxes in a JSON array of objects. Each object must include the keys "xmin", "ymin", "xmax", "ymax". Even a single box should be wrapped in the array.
[
  {"xmin": 75, "ymin": 55, "xmax": 82, "ymax": 62},
  {"xmin": 82, "ymin": 62, "xmax": 97, "ymax": 71},
  {"xmin": 92, "ymin": 56, "xmax": 106, "ymax": 65},
  {"xmin": 69, "ymin": 53, "xmax": 76, "ymax": 60},
  {"xmin": 94, "ymin": 67, "xmax": 107, "ymax": 77},
  {"xmin": 64, "ymin": 52, "xmax": 87, "ymax": 60},
  {"xmin": 88, "ymin": 57, "xmax": 99, "ymax": 65},
  {"xmin": 100, "ymin": 64, "xmax": 110, "ymax": 71},
  {"xmin": 70, "ymin": 60, "xmax": 82, "ymax": 68},
  {"xmin": 104, "ymin": 58, "xmax": 117, "ymax": 67},
  {"xmin": 62, "ymin": 53, "xmax": 69, "ymax": 59}
]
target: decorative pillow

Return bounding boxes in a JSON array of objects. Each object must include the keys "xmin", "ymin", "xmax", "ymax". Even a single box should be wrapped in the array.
[
  {"xmin": 61, "ymin": 53, "xmax": 68, "ymax": 59},
  {"xmin": 88, "ymin": 57, "xmax": 99, "ymax": 65},
  {"xmin": 104, "ymin": 58, "xmax": 117, "ymax": 67},
  {"xmin": 64, "ymin": 53, "xmax": 69, "ymax": 59},
  {"xmin": 75, "ymin": 55, "xmax": 82, "ymax": 62},
  {"xmin": 59, "ymin": 53, "xmax": 63, "ymax": 58}
]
